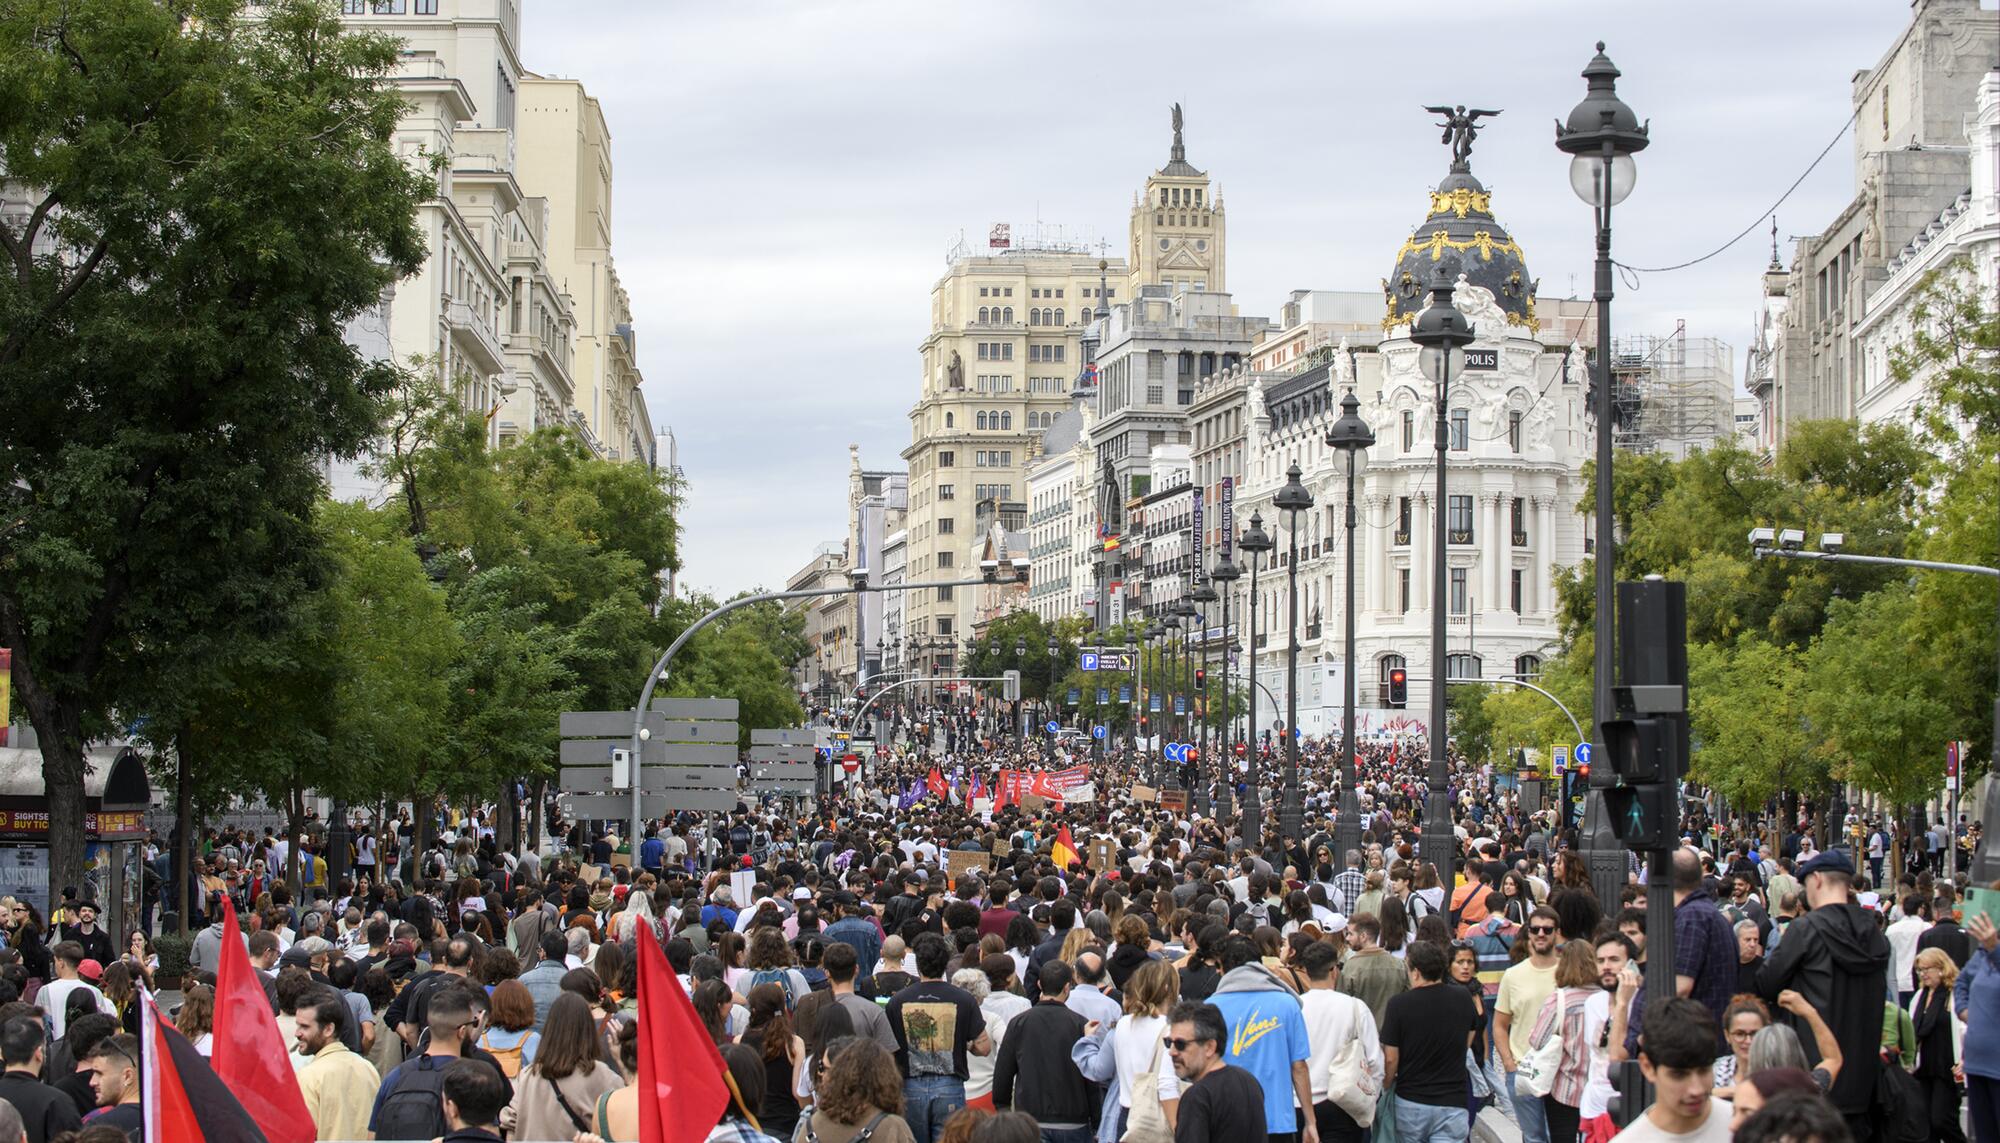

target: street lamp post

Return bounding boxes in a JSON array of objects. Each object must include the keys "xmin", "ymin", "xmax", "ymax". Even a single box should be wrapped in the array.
[
  {"xmin": 1144, "ymin": 622, "xmax": 1164, "ymax": 784},
  {"xmin": 1013, "ymin": 637, "xmax": 1028, "ymax": 748},
  {"xmin": 1191, "ymin": 580, "xmax": 1219, "ymax": 815},
  {"xmin": 1047, "ymin": 634, "xmax": 1061, "ymax": 752},
  {"xmin": 1177, "ymin": 597, "xmax": 1198, "ymax": 782},
  {"xmin": 1408, "ymin": 264, "xmax": 1474, "ymax": 876},
  {"xmin": 1325, "ymin": 391, "xmax": 1376, "ymax": 857},
  {"xmin": 1274, "ymin": 464, "xmax": 1314, "ymax": 843},
  {"xmin": 1558, "ymin": 41, "xmax": 1651, "ymax": 913},
  {"xmin": 1127, "ymin": 631, "xmax": 1142, "ymax": 774},
  {"xmin": 1209, "ymin": 558, "xmax": 1242, "ymax": 820},
  {"xmin": 1238, "ymin": 513, "xmax": 1274, "ymax": 839},
  {"xmin": 1161, "ymin": 612, "xmax": 1182, "ymax": 789}
]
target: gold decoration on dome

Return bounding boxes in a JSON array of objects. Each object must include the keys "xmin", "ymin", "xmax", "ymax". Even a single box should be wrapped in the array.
[
  {"xmin": 1393, "ymin": 229, "xmax": 1522, "ymax": 264},
  {"xmin": 1514, "ymin": 292, "xmax": 1541, "ymax": 335},
  {"xmin": 1429, "ymin": 187, "xmax": 1492, "ymax": 219}
]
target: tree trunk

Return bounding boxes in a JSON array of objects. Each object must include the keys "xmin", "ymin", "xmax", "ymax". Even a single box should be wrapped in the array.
[
  {"xmin": 8, "ymin": 652, "xmax": 88, "ymax": 919},
  {"xmin": 175, "ymin": 734, "xmax": 193, "ymax": 937}
]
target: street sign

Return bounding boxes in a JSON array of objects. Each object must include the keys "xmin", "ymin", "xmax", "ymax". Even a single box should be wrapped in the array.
[
  {"xmin": 1097, "ymin": 688, "xmax": 1109, "ymax": 704},
  {"xmin": 841, "ymin": 758, "xmax": 861, "ymax": 773},
  {"xmin": 653, "ymin": 720, "xmax": 736, "ymax": 743},
  {"xmin": 651, "ymin": 697, "xmax": 740, "ymax": 720},
  {"xmin": 559, "ymin": 739, "xmax": 678, "ymax": 765},
  {"xmin": 1574, "ymin": 742, "xmax": 1593, "ymax": 767},
  {"xmin": 1079, "ymin": 652, "xmax": 1100, "ymax": 672},
  {"xmin": 562, "ymin": 793, "xmax": 675, "ymax": 820},
  {"xmin": 1092, "ymin": 725, "xmax": 1107, "ymax": 740},
  {"xmin": 559, "ymin": 766, "xmax": 692, "ymax": 793},
  {"xmin": 1174, "ymin": 696, "xmax": 1186, "ymax": 715},
  {"xmin": 1045, "ymin": 720, "xmax": 1060, "ymax": 733},
  {"xmin": 1120, "ymin": 685, "xmax": 1132, "ymax": 702},
  {"xmin": 1552, "ymin": 744, "xmax": 1570, "ymax": 775},
  {"xmin": 560, "ymin": 710, "xmax": 658, "ymax": 739},
  {"xmin": 1150, "ymin": 694, "xmax": 1162, "ymax": 711},
  {"xmin": 751, "ymin": 728, "xmax": 815, "ymax": 746},
  {"xmin": 1067, "ymin": 687, "xmax": 1079, "ymax": 705}
]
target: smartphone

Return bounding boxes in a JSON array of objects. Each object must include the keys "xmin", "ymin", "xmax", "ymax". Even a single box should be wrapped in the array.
[{"xmin": 1963, "ymin": 886, "xmax": 2000, "ymax": 932}]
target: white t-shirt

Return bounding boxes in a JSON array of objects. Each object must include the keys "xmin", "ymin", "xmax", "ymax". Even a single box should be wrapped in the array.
[
  {"xmin": 1300, "ymin": 989, "xmax": 1383, "ymax": 1103},
  {"xmin": 1112, "ymin": 1013, "xmax": 1182, "ymax": 1108},
  {"xmin": 1607, "ymin": 1099, "xmax": 1734, "ymax": 1143},
  {"xmin": 1579, "ymin": 990, "xmax": 1616, "ymax": 1119},
  {"xmin": 36, "ymin": 979, "xmax": 112, "ymax": 1038}
]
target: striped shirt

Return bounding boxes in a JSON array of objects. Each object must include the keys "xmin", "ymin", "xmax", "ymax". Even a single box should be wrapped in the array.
[{"xmin": 1527, "ymin": 986, "xmax": 1595, "ymax": 1107}]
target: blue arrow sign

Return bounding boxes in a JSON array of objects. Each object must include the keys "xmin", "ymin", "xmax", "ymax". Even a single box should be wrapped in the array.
[
  {"xmin": 1046, "ymin": 720, "xmax": 1061, "ymax": 733},
  {"xmin": 1575, "ymin": 742, "xmax": 1593, "ymax": 767},
  {"xmin": 1092, "ymin": 725, "xmax": 1107, "ymax": 740},
  {"xmin": 1079, "ymin": 652, "xmax": 1100, "ymax": 672}
]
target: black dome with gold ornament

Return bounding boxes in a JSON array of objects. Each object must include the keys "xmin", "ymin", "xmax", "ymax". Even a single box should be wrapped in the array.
[{"xmin": 1382, "ymin": 114, "xmax": 1539, "ymax": 334}]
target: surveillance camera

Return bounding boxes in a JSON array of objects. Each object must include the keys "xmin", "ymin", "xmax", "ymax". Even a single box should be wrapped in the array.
[
  {"xmin": 980, "ymin": 559, "xmax": 1000, "ymax": 573},
  {"xmin": 1777, "ymin": 528, "xmax": 1806, "ymax": 551},
  {"xmin": 1747, "ymin": 527, "xmax": 1775, "ymax": 549},
  {"xmin": 1818, "ymin": 532, "xmax": 1844, "ymax": 553}
]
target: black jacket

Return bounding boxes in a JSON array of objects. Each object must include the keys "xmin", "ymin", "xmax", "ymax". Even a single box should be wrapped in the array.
[
  {"xmin": 1916, "ymin": 918, "xmax": 1974, "ymax": 970},
  {"xmin": 1757, "ymin": 900, "xmax": 1891, "ymax": 1115},
  {"xmin": 1023, "ymin": 930, "xmax": 1068, "ymax": 1002},
  {"xmin": 0, "ymin": 1071, "xmax": 83, "ymax": 1143},
  {"xmin": 993, "ymin": 1001, "xmax": 1095, "ymax": 1126}
]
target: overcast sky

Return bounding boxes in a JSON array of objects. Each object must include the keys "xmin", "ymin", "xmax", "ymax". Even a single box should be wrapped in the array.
[{"xmin": 519, "ymin": 1, "xmax": 1944, "ymax": 598}]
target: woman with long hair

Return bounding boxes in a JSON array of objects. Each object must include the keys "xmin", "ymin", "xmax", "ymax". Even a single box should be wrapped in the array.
[
  {"xmin": 507, "ymin": 992, "xmax": 627, "ymax": 1140},
  {"xmin": 1498, "ymin": 872, "xmax": 1535, "ymax": 928},
  {"xmin": 808, "ymin": 1038, "xmax": 917, "ymax": 1143},
  {"xmin": 10, "ymin": 902, "xmax": 49, "ymax": 985},
  {"xmin": 1378, "ymin": 895, "xmax": 1410, "ymax": 957},
  {"xmin": 99, "ymin": 961, "xmax": 138, "ymax": 1035},
  {"xmin": 174, "ymin": 983, "xmax": 215, "ymax": 1055},
  {"xmin": 1712, "ymin": 995, "xmax": 1771, "ymax": 1100},
  {"xmin": 1523, "ymin": 940, "xmax": 1599, "ymax": 1143},
  {"xmin": 717, "ymin": 930, "xmax": 750, "ymax": 991},
  {"xmin": 1107, "ymin": 958, "xmax": 1181, "ymax": 1135},
  {"xmin": 693, "ymin": 978, "xmax": 736, "ymax": 1046},
  {"xmin": 741, "ymin": 983, "xmax": 806, "ymax": 1140},
  {"xmin": 123, "ymin": 931, "xmax": 157, "ymax": 991}
]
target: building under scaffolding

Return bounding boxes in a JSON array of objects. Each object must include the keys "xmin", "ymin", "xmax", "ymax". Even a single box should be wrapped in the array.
[{"xmin": 1611, "ymin": 326, "xmax": 1736, "ymax": 459}]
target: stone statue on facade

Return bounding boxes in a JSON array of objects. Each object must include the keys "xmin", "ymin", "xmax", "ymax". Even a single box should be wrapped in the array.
[
  {"xmin": 1424, "ymin": 104, "xmax": 1501, "ymax": 169},
  {"xmin": 946, "ymin": 350, "xmax": 964, "ymax": 389}
]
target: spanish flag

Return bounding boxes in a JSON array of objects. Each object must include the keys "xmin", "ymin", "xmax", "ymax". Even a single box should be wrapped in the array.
[{"xmin": 1051, "ymin": 825, "xmax": 1079, "ymax": 869}]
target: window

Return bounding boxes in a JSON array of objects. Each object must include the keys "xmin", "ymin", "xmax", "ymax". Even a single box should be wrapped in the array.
[
  {"xmin": 938, "ymin": 618, "xmax": 954, "ymax": 635},
  {"xmin": 371, "ymin": 0, "xmax": 406, "ymax": 12},
  {"xmin": 979, "ymin": 307, "xmax": 989, "ymax": 323},
  {"xmin": 1055, "ymin": 346, "xmax": 1065, "ymax": 363},
  {"xmin": 1379, "ymin": 654, "xmax": 1408, "ymax": 705},
  {"xmin": 1055, "ymin": 309, "xmax": 1064, "ymax": 325},
  {"xmin": 1448, "ymin": 495, "xmax": 1473, "ymax": 542},
  {"xmin": 976, "ymin": 412, "xmax": 988, "ymax": 431},
  {"xmin": 1055, "ymin": 289, "xmax": 1064, "ymax": 298},
  {"xmin": 1446, "ymin": 653, "xmax": 1482, "ymax": 680},
  {"xmin": 939, "ymin": 451, "xmax": 954, "ymax": 467},
  {"xmin": 1000, "ymin": 412, "xmax": 1012, "ymax": 431},
  {"xmin": 1004, "ymin": 288, "xmax": 1012, "ymax": 297},
  {"xmin": 1508, "ymin": 410, "xmax": 1523, "ymax": 453},
  {"xmin": 342, "ymin": 0, "xmax": 367, "ymax": 11},
  {"xmin": 980, "ymin": 287, "xmax": 990, "ymax": 297},
  {"xmin": 1396, "ymin": 497, "xmax": 1411, "ymax": 544},
  {"xmin": 1510, "ymin": 569, "xmax": 1524, "ymax": 614},
  {"xmin": 1003, "ymin": 343, "xmax": 1013, "ymax": 361},
  {"xmin": 1450, "ymin": 567, "xmax": 1468, "ymax": 615},
  {"xmin": 978, "ymin": 344, "xmax": 990, "ymax": 361},
  {"xmin": 1449, "ymin": 408, "xmax": 1469, "ymax": 450},
  {"xmin": 938, "ymin": 484, "xmax": 955, "ymax": 500},
  {"xmin": 939, "ymin": 518, "xmax": 955, "ymax": 534},
  {"xmin": 938, "ymin": 552, "xmax": 954, "ymax": 568},
  {"xmin": 416, "ymin": 0, "xmax": 439, "ymax": 12},
  {"xmin": 944, "ymin": 412, "xmax": 954, "ymax": 428},
  {"xmin": 1401, "ymin": 410, "xmax": 1414, "ymax": 451},
  {"xmin": 1398, "ymin": 569, "xmax": 1411, "ymax": 615},
  {"xmin": 1515, "ymin": 653, "xmax": 1543, "ymax": 679},
  {"xmin": 937, "ymin": 586, "xmax": 954, "ymax": 601},
  {"xmin": 1030, "ymin": 310, "xmax": 1040, "ymax": 327},
  {"xmin": 1031, "ymin": 289, "xmax": 1040, "ymax": 299},
  {"xmin": 1003, "ymin": 307, "xmax": 1013, "ymax": 324},
  {"xmin": 1511, "ymin": 497, "xmax": 1527, "ymax": 545}
]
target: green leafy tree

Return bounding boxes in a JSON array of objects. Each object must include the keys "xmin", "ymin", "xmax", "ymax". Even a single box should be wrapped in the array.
[
  {"xmin": 1805, "ymin": 585, "xmax": 1955, "ymax": 808},
  {"xmin": 0, "ymin": 0, "xmax": 431, "ymax": 901},
  {"xmin": 665, "ymin": 592, "xmax": 805, "ymax": 746},
  {"xmin": 1447, "ymin": 682, "xmax": 1495, "ymax": 766},
  {"xmin": 1685, "ymin": 639, "xmax": 1821, "ymax": 808}
]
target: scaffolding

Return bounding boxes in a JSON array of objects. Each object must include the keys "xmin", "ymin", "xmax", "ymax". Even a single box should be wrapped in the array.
[{"xmin": 1610, "ymin": 324, "xmax": 1735, "ymax": 459}]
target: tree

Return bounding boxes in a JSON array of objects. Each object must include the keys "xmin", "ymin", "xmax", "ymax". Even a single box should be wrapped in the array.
[
  {"xmin": 0, "ymin": 0, "xmax": 432, "ymax": 902},
  {"xmin": 1805, "ymin": 585, "xmax": 1956, "ymax": 809},
  {"xmin": 1685, "ymin": 639, "xmax": 1821, "ymax": 809},
  {"xmin": 1447, "ymin": 682, "xmax": 1495, "ymax": 766}
]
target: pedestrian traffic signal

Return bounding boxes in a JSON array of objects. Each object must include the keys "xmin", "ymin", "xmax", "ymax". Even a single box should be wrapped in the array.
[
  {"xmin": 1387, "ymin": 668, "xmax": 1408, "ymax": 707},
  {"xmin": 1602, "ymin": 717, "xmax": 1672, "ymax": 784},
  {"xmin": 1604, "ymin": 783, "xmax": 1678, "ymax": 850},
  {"xmin": 1194, "ymin": 668, "xmax": 1206, "ymax": 691}
]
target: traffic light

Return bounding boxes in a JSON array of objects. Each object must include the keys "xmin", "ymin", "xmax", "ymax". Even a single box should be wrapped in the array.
[
  {"xmin": 1387, "ymin": 668, "xmax": 1408, "ymax": 707},
  {"xmin": 1003, "ymin": 670, "xmax": 1021, "ymax": 701},
  {"xmin": 1194, "ymin": 668, "xmax": 1206, "ymax": 691},
  {"xmin": 1604, "ymin": 784, "xmax": 1678, "ymax": 849},
  {"xmin": 1602, "ymin": 716, "xmax": 1672, "ymax": 783}
]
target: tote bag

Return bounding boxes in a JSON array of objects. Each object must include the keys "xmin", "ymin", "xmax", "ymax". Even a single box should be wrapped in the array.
[
  {"xmin": 1121, "ymin": 1034, "xmax": 1175, "ymax": 1143},
  {"xmin": 1516, "ymin": 989, "xmax": 1570, "ymax": 1099}
]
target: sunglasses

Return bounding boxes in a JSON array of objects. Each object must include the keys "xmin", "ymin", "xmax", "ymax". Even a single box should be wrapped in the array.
[
  {"xmin": 1527, "ymin": 925, "xmax": 1557, "ymax": 935},
  {"xmin": 1162, "ymin": 1036, "xmax": 1206, "ymax": 1051}
]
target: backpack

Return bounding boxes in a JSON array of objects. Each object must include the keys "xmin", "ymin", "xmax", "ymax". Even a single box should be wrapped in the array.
[
  {"xmin": 374, "ymin": 1058, "xmax": 450, "ymax": 1140},
  {"xmin": 1871, "ymin": 1058, "xmax": 1929, "ymax": 1143},
  {"xmin": 478, "ymin": 1030, "xmax": 526, "ymax": 1078},
  {"xmin": 747, "ymin": 967, "xmax": 801, "ymax": 1010}
]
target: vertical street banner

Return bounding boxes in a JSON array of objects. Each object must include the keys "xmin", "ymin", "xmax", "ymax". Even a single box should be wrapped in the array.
[
  {"xmin": 1220, "ymin": 477, "xmax": 1235, "ymax": 563},
  {"xmin": 0, "ymin": 648, "xmax": 10, "ymax": 747},
  {"xmin": 1108, "ymin": 580, "xmax": 1124, "ymax": 626},
  {"xmin": 1191, "ymin": 488, "xmax": 1204, "ymax": 584}
]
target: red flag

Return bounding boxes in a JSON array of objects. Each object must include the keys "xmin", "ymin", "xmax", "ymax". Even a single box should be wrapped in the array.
[
  {"xmin": 638, "ymin": 915, "xmax": 730, "ymax": 1143},
  {"xmin": 142, "ymin": 990, "xmax": 266, "ymax": 1143},
  {"xmin": 211, "ymin": 906, "xmax": 311, "ymax": 1143},
  {"xmin": 927, "ymin": 766, "xmax": 947, "ymax": 800}
]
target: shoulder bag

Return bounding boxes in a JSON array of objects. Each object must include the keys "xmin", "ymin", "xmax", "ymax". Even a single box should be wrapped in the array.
[
  {"xmin": 1121, "ymin": 1027, "xmax": 1175, "ymax": 1143},
  {"xmin": 1516, "ymin": 988, "xmax": 1569, "ymax": 1098}
]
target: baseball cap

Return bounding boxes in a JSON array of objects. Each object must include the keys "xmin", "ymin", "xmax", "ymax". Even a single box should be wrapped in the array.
[
  {"xmin": 792, "ymin": 887, "xmax": 813, "ymax": 900},
  {"xmin": 1796, "ymin": 850, "xmax": 1855, "ymax": 881},
  {"xmin": 77, "ymin": 959, "xmax": 103, "ymax": 982}
]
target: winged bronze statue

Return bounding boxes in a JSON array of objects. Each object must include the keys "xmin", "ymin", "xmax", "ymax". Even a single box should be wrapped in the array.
[{"xmin": 1424, "ymin": 105, "xmax": 1502, "ymax": 167}]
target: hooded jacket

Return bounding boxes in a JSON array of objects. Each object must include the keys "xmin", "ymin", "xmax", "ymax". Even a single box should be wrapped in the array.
[
  {"xmin": 1756, "ymin": 900, "xmax": 1891, "ymax": 1114},
  {"xmin": 1211, "ymin": 960, "xmax": 1299, "ymax": 999}
]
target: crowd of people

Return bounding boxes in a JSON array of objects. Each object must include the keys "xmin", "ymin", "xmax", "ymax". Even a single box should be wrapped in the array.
[{"xmin": 0, "ymin": 729, "xmax": 1986, "ymax": 1143}]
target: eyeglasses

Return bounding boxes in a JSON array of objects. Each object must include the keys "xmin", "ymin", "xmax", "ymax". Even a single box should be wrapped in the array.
[
  {"xmin": 1527, "ymin": 925, "xmax": 1557, "ymax": 935},
  {"xmin": 1727, "ymin": 1029, "xmax": 1759, "ymax": 1041},
  {"xmin": 1162, "ymin": 1037, "xmax": 1205, "ymax": 1051}
]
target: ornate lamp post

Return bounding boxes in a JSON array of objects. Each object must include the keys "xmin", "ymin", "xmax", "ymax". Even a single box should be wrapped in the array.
[
  {"xmin": 1408, "ymin": 263, "xmax": 1475, "ymax": 876},
  {"xmin": 1273, "ymin": 463, "xmax": 1314, "ymax": 843},
  {"xmin": 1190, "ymin": 579, "xmax": 1219, "ymax": 815},
  {"xmin": 1046, "ymin": 633, "xmax": 1061, "ymax": 751},
  {"xmin": 1012, "ymin": 636, "xmax": 1027, "ymax": 747},
  {"xmin": 1238, "ymin": 513, "xmax": 1273, "ymax": 839},
  {"xmin": 1208, "ymin": 557, "xmax": 1242, "ymax": 819},
  {"xmin": 1325, "ymin": 391, "xmax": 1376, "ymax": 857},
  {"xmin": 1175, "ymin": 597, "xmax": 1198, "ymax": 772},
  {"xmin": 1126, "ymin": 630, "xmax": 1141, "ymax": 769},
  {"xmin": 1557, "ymin": 42, "xmax": 1650, "ymax": 913}
]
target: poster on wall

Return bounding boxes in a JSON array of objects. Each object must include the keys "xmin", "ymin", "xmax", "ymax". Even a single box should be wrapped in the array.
[{"xmin": 0, "ymin": 847, "xmax": 48, "ymax": 916}]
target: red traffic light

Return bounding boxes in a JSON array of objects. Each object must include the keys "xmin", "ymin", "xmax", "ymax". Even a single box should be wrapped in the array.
[
  {"xmin": 1194, "ymin": 668, "xmax": 1206, "ymax": 690},
  {"xmin": 1387, "ymin": 668, "xmax": 1408, "ymax": 707}
]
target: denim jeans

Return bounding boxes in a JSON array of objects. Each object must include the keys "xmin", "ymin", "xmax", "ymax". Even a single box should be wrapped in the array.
[
  {"xmin": 1506, "ymin": 1070, "xmax": 1551, "ymax": 1143},
  {"xmin": 1041, "ymin": 1127, "xmax": 1095, "ymax": 1143},
  {"xmin": 904, "ymin": 1074, "xmax": 967, "ymax": 1143},
  {"xmin": 1395, "ymin": 1096, "xmax": 1471, "ymax": 1143}
]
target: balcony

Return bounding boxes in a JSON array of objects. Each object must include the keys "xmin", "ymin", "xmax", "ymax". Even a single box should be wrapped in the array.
[
  {"xmin": 1448, "ymin": 529, "xmax": 1474, "ymax": 545},
  {"xmin": 448, "ymin": 299, "xmax": 506, "ymax": 373}
]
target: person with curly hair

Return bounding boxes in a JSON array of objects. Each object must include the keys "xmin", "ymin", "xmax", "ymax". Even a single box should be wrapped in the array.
[{"xmin": 810, "ymin": 1038, "xmax": 917, "ymax": 1143}]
